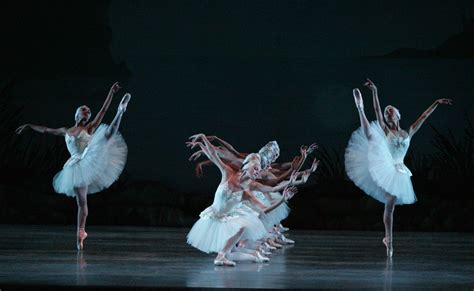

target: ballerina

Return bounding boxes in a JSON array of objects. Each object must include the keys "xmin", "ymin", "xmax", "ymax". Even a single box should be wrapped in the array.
[
  {"xmin": 345, "ymin": 78, "xmax": 452, "ymax": 257},
  {"xmin": 15, "ymin": 82, "xmax": 131, "ymax": 250},
  {"xmin": 186, "ymin": 134, "xmax": 307, "ymax": 266}
]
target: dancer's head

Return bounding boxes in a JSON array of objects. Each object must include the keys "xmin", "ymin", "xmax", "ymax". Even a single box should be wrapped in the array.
[
  {"xmin": 241, "ymin": 153, "xmax": 262, "ymax": 180},
  {"xmin": 384, "ymin": 105, "xmax": 401, "ymax": 128},
  {"xmin": 258, "ymin": 141, "xmax": 280, "ymax": 169},
  {"xmin": 75, "ymin": 105, "xmax": 91, "ymax": 124}
]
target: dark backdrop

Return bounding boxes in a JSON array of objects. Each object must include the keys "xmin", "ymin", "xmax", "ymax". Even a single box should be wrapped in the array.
[{"xmin": 0, "ymin": 0, "xmax": 473, "ymax": 231}]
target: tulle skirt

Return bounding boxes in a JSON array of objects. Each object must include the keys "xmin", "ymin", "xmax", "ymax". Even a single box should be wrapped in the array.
[
  {"xmin": 261, "ymin": 192, "xmax": 290, "ymax": 227},
  {"xmin": 241, "ymin": 191, "xmax": 290, "ymax": 230},
  {"xmin": 53, "ymin": 124, "xmax": 128, "ymax": 197},
  {"xmin": 187, "ymin": 204, "xmax": 269, "ymax": 254},
  {"xmin": 345, "ymin": 121, "xmax": 417, "ymax": 205}
]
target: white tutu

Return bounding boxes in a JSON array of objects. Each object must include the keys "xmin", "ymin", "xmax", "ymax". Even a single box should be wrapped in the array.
[
  {"xmin": 187, "ymin": 203, "xmax": 268, "ymax": 254},
  {"xmin": 53, "ymin": 124, "xmax": 128, "ymax": 197},
  {"xmin": 345, "ymin": 121, "xmax": 416, "ymax": 205},
  {"xmin": 261, "ymin": 192, "xmax": 290, "ymax": 227}
]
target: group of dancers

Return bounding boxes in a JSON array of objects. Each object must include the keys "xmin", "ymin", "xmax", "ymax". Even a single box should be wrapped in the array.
[
  {"xmin": 186, "ymin": 136, "xmax": 318, "ymax": 265},
  {"xmin": 15, "ymin": 79, "xmax": 452, "ymax": 265}
]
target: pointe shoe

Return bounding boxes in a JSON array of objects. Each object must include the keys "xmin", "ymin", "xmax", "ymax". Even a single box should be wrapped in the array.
[
  {"xmin": 77, "ymin": 229, "xmax": 88, "ymax": 251},
  {"xmin": 255, "ymin": 251, "xmax": 270, "ymax": 263},
  {"xmin": 264, "ymin": 242, "xmax": 277, "ymax": 251},
  {"xmin": 214, "ymin": 256, "xmax": 236, "ymax": 267},
  {"xmin": 353, "ymin": 88, "xmax": 364, "ymax": 110},
  {"xmin": 271, "ymin": 226, "xmax": 279, "ymax": 234},
  {"xmin": 278, "ymin": 234, "xmax": 295, "ymax": 245},
  {"xmin": 257, "ymin": 246, "xmax": 272, "ymax": 256},
  {"xmin": 118, "ymin": 93, "xmax": 131, "ymax": 113},
  {"xmin": 382, "ymin": 237, "xmax": 393, "ymax": 258},
  {"xmin": 279, "ymin": 225, "xmax": 290, "ymax": 232},
  {"xmin": 268, "ymin": 240, "xmax": 283, "ymax": 249}
]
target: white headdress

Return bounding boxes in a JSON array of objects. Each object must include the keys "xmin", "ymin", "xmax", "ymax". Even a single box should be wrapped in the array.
[{"xmin": 384, "ymin": 105, "xmax": 401, "ymax": 122}]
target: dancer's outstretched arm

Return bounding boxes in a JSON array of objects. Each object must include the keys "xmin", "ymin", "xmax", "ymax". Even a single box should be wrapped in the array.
[
  {"xmin": 258, "ymin": 160, "xmax": 296, "ymax": 186},
  {"xmin": 273, "ymin": 143, "xmax": 317, "ymax": 171},
  {"xmin": 88, "ymin": 82, "xmax": 121, "ymax": 132},
  {"xmin": 364, "ymin": 78, "xmax": 387, "ymax": 133},
  {"xmin": 15, "ymin": 124, "xmax": 66, "ymax": 136},
  {"xmin": 258, "ymin": 155, "xmax": 310, "ymax": 186},
  {"xmin": 263, "ymin": 186, "xmax": 298, "ymax": 214},
  {"xmin": 250, "ymin": 170, "xmax": 311, "ymax": 193},
  {"xmin": 207, "ymin": 136, "xmax": 247, "ymax": 159},
  {"xmin": 409, "ymin": 98, "xmax": 452, "ymax": 137},
  {"xmin": 195, "ymin": 160, "xmax": 214, "ymax": 177},
  {"xmin": 190, "ymin": 147, "xmax": 241, "ymax": 177},
  {"xmin": 187, "ymin": 134, "xmax": 232, "ymax": 180}
]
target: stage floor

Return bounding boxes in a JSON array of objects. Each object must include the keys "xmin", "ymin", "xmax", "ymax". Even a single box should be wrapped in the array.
[{"xmin": 0, "ymin": 225, "xmax": 473, "ymax": 289}]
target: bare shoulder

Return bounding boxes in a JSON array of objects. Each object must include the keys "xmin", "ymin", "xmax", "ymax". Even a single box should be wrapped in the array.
[
  {"xmin": 65, "ymin": 126, "xmax": 86, "ymax": 137},
  {"xmin": 389, "ymin": 128, "xmax": 409, "ymax": 139}
]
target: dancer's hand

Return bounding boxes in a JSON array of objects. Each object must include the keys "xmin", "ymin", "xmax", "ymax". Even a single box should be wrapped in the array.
[
  {"xmin": 185, "ymin": 141, "xmax": 203, "ymax": 149},
  {"xmin": 195, "ymin": 163, "xmax": 204, "ymax": 178},
  {"xmin": 310, "ymin": 158, "xmax": 320, "ymax": 173},
  {"xmin": 283, "ymin": 186, "xmax": 298, "ymax": 201},
  {"xmin": 300, "ymin": 145, "xmax": 308, "ymax": 158},
  {"xmin": 189, "ymin": 150, "xmax": 203, "ymax": 161},
  {"xmin": 188, "ymin": 133, "xmax": 206, "ymax": 143},
  {"xmin": 15, "ymin": 124, "xmax": 29, "ymax": 134},
  {"xmin": 435, "ymin": 98, "xmax": 452, "ymax": 105},
  {"xmin": 364, "ymin": 78, "xmax": 377, "ymax": 92},
  {"xmin": 110, "ymin": 82, "xmax": 121, "ymax": 94},
  {"xmin": 307, "ymin": 143, "xmax": 318, "ymax": 154}
]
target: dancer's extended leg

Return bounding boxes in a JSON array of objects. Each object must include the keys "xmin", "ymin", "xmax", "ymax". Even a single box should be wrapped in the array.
[
  {"xmin": 105, "ymin": 93, "xmax": 131, "ymax": 139},
  {"xmin": 383, "ymin": 193, "xmax": 396, "ymax": 257},
  {"xmin": 214, "ymin": 228, "xmax": 245, "ymax": 266},
  {"xmin": 75, "ymin": 186, "xmax": 88, "ymax": 250},
  {"xmin": 353, "ymin": 88, "xmax": 371, "ymax": 139}
]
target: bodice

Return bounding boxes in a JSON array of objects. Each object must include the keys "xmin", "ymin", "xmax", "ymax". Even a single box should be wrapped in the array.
[
  {"xmin": 65, "ymin": 130, "xmax": 92, "ymax": 156},
  {"xmin": 210, "ymin": 182, "xmax": 243, "ymax": 216},
  {"xmin": 386, "ymin": 130, "xmax": 410, "ymax": 164},
  {"xmin": 386, "ymin": 130, "xmax": 412, "ymax": 176}
]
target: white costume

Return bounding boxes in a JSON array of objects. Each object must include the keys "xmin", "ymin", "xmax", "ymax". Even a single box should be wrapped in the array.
[
  {"xmin": 53, "ymin": 124, "xmax": 127, "ymax": 197},
  {"xmin": 187, "ymin": 182, "xmax": 268, "ymax": 254},
  {"xmin": 345, "ymin": 121, "xmax": 416, "ymax": 205}
]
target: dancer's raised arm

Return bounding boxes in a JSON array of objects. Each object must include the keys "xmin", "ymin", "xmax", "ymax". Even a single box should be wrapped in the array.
[
  {"xmin": 87, "ymin": 82, "xmax": 121, "ymax": 132},
  {"xmin": 189, "ymin": 145, "xmax": 241, "ymax": 177},
  {"xmin": 187, "ymin": 134, "xmax": 232, "ymax": 179},
  {"xmin": 294, "ymin": 144, "xmax": 317, "ymax": 171},
  {"xmin": 250, "ymin": 170, "xmax": 310, "ymax": 193},
  {"xmin": 364, "ymin": 78, "xmax": 387, "ymax": 132},
  {"xmin": 273, "ymin": 143, "xmax": 317, "ymax": 171},
  {"xmin": 408, "ymin": 98, "xmax": 452, "ymax": 137},
  {"xmin": 15, "ymin": 124, "xmax": 67, "ymax": 136},
  {"xmin": 262, "ymin": 186, "xmax": 298, "ymax": 214},
  {"xmin": 207, "ymin": 135, "xmax": 247, "ymax": 159},
  {"xmin": 258, "ymin": 157, "xmax": 299, "ymax": 186}
]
